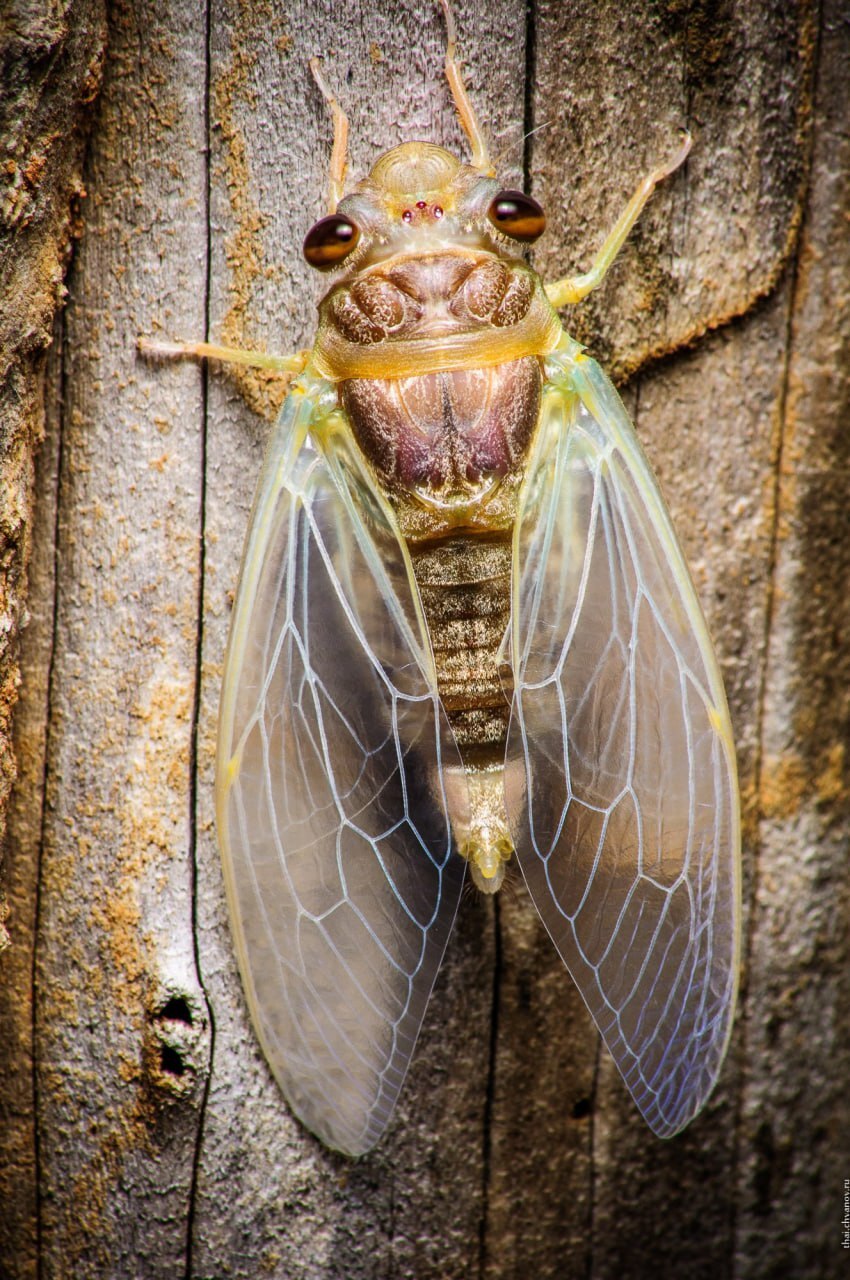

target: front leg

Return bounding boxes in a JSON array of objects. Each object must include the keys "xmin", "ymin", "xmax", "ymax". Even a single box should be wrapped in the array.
[
  {"xmin": 544, "ymin": 132, "xmax": 691, "ymax": 309},
  {"xmin": 138, "ymin": 336, "xmax": 310, "ymax": 376}
]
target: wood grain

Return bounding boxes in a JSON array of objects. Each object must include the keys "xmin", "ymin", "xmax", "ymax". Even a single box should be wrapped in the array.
[
  {"xmin": 1, "ymin": 1, "xmax": 847, "ymax": 1276},
  {"xmin": 0, "ymin": 2, "xmax": 107, "ymax": 1272}
]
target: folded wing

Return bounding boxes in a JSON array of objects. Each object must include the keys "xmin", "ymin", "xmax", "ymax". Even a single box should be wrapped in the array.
[
  {"xmin": 505, "ymin": 348, "xmax": 740, "ymax": 1136},
  {"xmin": 217, "ymin": 380, "xmax": 466, "ymax": 1156}
]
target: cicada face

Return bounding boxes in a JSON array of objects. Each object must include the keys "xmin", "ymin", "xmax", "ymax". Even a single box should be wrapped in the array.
[
  {"xmin": 214, "ymin": 59, "xmax": 740, "ymax": 1159},
  {"xmin": 311, "ymin": 140, "xmax": 542, "ymax": 268},
  {"xmin": 308, "ymin": 141, "xmax": 561, "ymax": 389}
]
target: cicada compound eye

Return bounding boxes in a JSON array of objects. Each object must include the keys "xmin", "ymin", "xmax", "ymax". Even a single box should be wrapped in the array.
[
  {"xmin": 486, "ymin": 190, "xmax": 546, "ymax": 243},
  {"xmin": 303, "ymin": 214, "xmax": 360, "ymax": 270}
]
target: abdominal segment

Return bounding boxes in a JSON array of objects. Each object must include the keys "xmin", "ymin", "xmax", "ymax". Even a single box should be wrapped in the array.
[
  {"xmin": 341, "ymin": 357, "xmax": 543, "ymax": 891},
  {"xmin": 410, "ymin": 532, "xmax": 513, "ymax": 756},
  {"xmin": 409, "ymin": 533, "xmax": 515, "ymax": 892}
]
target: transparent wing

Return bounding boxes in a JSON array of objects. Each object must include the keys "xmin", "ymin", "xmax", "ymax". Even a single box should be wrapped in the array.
[
  {"xmin": 216, "ymin": 376, "xmax": 466, "ymax": 1156},
  {"xmin": 505, "ymin": 344, "xmax": 741, "ymax": 1137}
]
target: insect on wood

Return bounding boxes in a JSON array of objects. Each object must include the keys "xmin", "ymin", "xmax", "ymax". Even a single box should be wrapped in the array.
[{"xmin": 142, "ymin": 0, "xmax": 741, "ymax": 1157}]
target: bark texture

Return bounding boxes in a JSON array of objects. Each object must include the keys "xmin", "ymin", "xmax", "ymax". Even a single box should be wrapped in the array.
[
  {"xmin": 1, "ymin": 0, "xmax": 848, "ymax": 1277},
  {"xmin": 0, "ymin": 0, "xmax": 106, "ymax": 1270}
]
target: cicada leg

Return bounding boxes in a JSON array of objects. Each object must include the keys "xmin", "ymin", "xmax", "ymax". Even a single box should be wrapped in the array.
[
  {"xmin": 544, "ymin": 131, "xmax": 692, "ymax": 308},
  {"xmin": 437, "ymin": 0, "xmax": 493, "ymax": 175},
  {"xmin": 137, "ymin": 336, "xmax": 309, "ymax": 377},
  {"xmin": 309, "ymin": 58, "xmax": 349, "ymax": 214}
]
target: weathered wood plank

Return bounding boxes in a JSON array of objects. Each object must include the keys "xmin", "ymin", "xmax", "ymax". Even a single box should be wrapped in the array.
[
  {"xmin": 0, "ymin": 322, "xmax": 64, "ymax": 1280},
  {"xmin": 22, "ymin": 0, "xmax": 211, "ymax": 1273},
  {"xmin": 0, "ymin": 0, "xmax": 107, "ymax": 868},
  {"xmin": 737, "ymin": 1, "xmax": 850, "ymax": 1273},
  {"xmin": 0, "ymin": 3, "xmax": 107, "ymax": 1271},
  {"xmin": 3, "ymin": 1, "xmax": 848, "ymax": 1277},
  {"xmin": 530, "ymin": 0, "xmax": 815, "ymax": 379}
]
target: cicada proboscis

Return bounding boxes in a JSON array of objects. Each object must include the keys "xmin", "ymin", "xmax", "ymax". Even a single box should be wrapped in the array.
[{"xmin": 142, "ymin": 0, "xmax": 741, "ymax": 1157}]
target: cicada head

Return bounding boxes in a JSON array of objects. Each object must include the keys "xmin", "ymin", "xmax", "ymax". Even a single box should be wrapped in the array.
[
  {"xmin": 305, "ymin": 140, "xmax": 548, "ymax": 275},
  {"xmin": 306, "ymin": 143, "xmax": 560, "ymax": 385}
]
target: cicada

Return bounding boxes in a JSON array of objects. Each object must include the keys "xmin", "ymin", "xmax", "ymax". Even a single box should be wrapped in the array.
[{"xmin": 147, "ymin": 1, "xmax": 740, "ymax": 1157}]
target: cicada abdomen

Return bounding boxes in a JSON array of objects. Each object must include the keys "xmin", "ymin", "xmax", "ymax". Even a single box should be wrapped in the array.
[{"xmin": 201, "ymin": 0, "xmax": 740, "ymax": 1156}]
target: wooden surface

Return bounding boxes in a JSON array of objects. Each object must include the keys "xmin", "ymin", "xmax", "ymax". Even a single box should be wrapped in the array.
[
  {"xmin": 0, "ymin": 1, "xmax": 107, "ymax": 1271},
  {"xmin": 1, "ymin": 0, "xmax": 848, "ymax": 1276}
]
